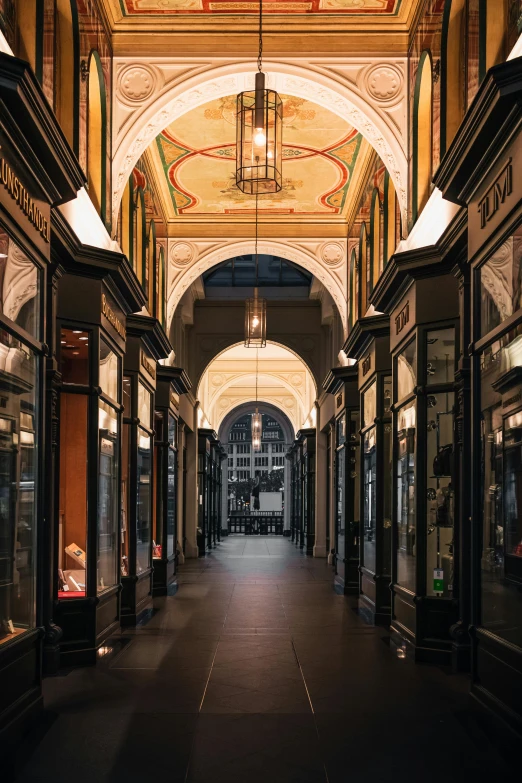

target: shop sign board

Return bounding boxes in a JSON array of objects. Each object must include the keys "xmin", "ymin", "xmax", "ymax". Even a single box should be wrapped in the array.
[{"xmin": 0, "ymin": 133, "xmax": 51, "ymax": 257}]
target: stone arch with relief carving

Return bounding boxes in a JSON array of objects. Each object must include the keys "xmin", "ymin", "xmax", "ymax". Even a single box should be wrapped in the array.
[
  {"xmin": 167, "ymin": 239, "xmax": 348, "ymax": 339},
  {"xmin": 112, "ymin": 60, "xmax": 408, "ymax": 230}
]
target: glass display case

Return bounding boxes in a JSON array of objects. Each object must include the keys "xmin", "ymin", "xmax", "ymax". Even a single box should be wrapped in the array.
[
  {"xmin": 302, "ymin": 430, "xmax": 316, "ymax": 556},
  {"xmin": 330, "ymin": 366, "xmax": 360, "ymax": 594},
  {"xmin": 345, "ymin": 315, "xmax": 392, "ymax": 622},
  {"xmin": 388, "ymin": 294, "xmax": 459, "ymax": 662},
  {"xmin": 0, "ymin": 327, "xmax": 39, "ymax": 646},
  {"xmin": 54, "ymin": 282, "xmax": 126, "ymax": 664},
  {"xmin": 120, "ymin": 335, "xmax": 157, "ymax": 626},
  {"xmin": 152, "ymin": 366, "xmax": 182, "ymax": 595}
]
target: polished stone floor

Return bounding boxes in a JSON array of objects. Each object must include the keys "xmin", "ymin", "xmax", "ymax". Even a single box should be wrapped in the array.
[{"xmin": 15, "ymin": 537, "xmax": 513, "ymax": 782}]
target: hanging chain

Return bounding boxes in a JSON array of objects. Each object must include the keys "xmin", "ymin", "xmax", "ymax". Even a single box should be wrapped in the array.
[
  {"xmin": 258, "ymin": 0, "xmax": 263, "ymax": 72},
  {"xmin": 255, "ymin": 192, "xmax": 259, "ymax": 288},
  {"xmin": 256, "ymin": 347, "xmax": 259, "ymax": 403}
]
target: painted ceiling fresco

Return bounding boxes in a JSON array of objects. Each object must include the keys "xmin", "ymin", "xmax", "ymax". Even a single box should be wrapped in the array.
[
  {"xmin": 154, "ymin": 94, "xmax": 365, "ymax": 219},
  {"xmin": 120, "ymin": 0, "xmax": 401, "ymax": 15}
]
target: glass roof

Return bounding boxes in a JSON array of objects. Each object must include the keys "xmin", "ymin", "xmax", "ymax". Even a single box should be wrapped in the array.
[{"xmin": 203, "ymin": 255, "xmax": 312, "ymax": 289}]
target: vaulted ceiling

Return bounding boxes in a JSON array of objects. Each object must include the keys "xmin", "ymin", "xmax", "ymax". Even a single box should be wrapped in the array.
[
  {"xmin": 118, "ymin": 0, "xmax": 402, "ymax": 16},
  {"xmin": 142, "ymin": 92, "xmax": 373, "ymax": 228}
]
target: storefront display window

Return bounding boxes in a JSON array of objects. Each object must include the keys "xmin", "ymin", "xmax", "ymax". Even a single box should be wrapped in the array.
[
  {"xmin": 60, "ymin": 329, "xmax": 89, "ymax": 384},
  {"xmin": 58, "ymin": 332, "xmax": 89, "ymax": 598},
  {"xmin": 480, "ymin": 345, "xmax": 522, "ymax": 648},
  {"xmin": 479, "ymin": 226, "xmax": 522, "ymax": 337},
  {"xmin": 396, "ymin": 401, "xmax": 416, "ymax": 591},
  {"xmin": 426, "ymin": 328, "xmax": 455, "ymax": 383},
  {"xmin": 99, "ymin": 339, "xmax": 119, "ymax": 401},
  {"xmin": 397, "ymin": 339, "xmax": 417, "ymax": 400},
  {"xmin": 138, "ymin": 380, "xmax": 151, "ymax": 428},
  {"xmin": 363, "ymin": 381, "xmax": 377, "ymax": 427},
  {"xmin": 121, "ymin": 377, "xmax": 132, "ymax": 576},
  {"xmin": 363, "ymin": 427, "xmax": 377, "ymax": 572},
  {"xmin": 0, "ymin": 229, "xmax": 40, "ymax": 340},
  {"xmin": 426, "ymin": 391, "xmax": 454, "ymax": 596},
  {"xmin": 167, "ymin": 414, "xmax": 177, "ymax": 556},
  {"xmin": 98, "ymin": 401, "xmax": 119, "ymax": 593},
  {"xmin": 383, "ymin": 377, "xmax": 392, "ymax": 573},
  {"xmin": 0, "ymin": 329, "xmax": 38, "ymax": 643},
  {"xmin": 137, "ymin": 430, "xmax": 152, "ymax": 573}
]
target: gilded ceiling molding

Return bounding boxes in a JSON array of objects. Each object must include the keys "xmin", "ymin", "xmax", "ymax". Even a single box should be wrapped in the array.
[
  {"xmin": 166, "ymin": 238, "xmax": 348, "ymax": 338},
  {"xmin": 112, "ymin": 59, "xmax": 408, "ymax": 229}
]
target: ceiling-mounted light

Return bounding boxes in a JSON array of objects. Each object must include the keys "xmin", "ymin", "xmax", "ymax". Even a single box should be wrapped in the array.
[
  {"xmin": 244, "ymin": 195, "xmax": 267, "ymax": 347},
  {"xmin": 251, "ymin": 349, "xmax": 262, "ymax": 451},
  {"xmin": 236, "ymin": 0, "xmax": 282, "ymax": 195}
]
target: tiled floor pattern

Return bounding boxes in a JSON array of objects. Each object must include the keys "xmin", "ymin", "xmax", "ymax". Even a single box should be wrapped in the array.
[{"xmin": 15, "ymin": 537, "xmax": 512, "ymax": 782}]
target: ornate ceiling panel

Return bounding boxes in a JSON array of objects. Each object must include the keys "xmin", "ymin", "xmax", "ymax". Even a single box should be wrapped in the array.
[
  {"xmin": 120, "ymin": 0, "xmax": 401, "ymax": 15},
  {"xmin": 152, "ymin": 93, "xmax": 366, "ymax": 220}
]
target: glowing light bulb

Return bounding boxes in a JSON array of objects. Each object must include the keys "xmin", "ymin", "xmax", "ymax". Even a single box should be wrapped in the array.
[
  {"xmin": 267, "ymin": 150, "xmax": 273, "ymax": 160},
  {"xmin": 253, "ymin": 129, "xmax": 266, "ymax": 146},
  {"xmin": 252, "ymin": 316, "xmax": 260, "ymax": 329}
]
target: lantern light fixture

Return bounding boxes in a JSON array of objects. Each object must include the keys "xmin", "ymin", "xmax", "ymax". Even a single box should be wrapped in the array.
[
  {"xmin": 251, "ymin": 348, "xmax": 262, "ymax": 452},
  {"xmin": 236, "ymin": 0, "xmax": 282, "ymax": 195},
  {"xmin": 244, "ymin": 194, "xmax": 267, "ymax": 348}
]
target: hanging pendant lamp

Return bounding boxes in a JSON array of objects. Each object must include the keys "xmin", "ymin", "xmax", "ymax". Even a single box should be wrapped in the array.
[
  {"xmin": 244, "ymin": 194, "xmax": 267, "ymax": 347},
  {"xmin": 236, "ymin": 0, "xmax": 282, "ymax": 195},
  {"xmin": 251, "ymin": 348, "xmax": 262, "ymax": 452}
]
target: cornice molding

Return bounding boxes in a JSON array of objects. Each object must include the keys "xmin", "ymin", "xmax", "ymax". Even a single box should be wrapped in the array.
[
  {"xmin": 126, "ymin": 313, "xmax": 173, "ymax": 359},
  {"xmin": 322, "ymin": 365, "xmax": 358, "ymax": 395},
  {"xmin": 157, "ymin": 364, "xmax": 192, "ymax": 394},
  {"xmin": 0, "ymin": 53, "xmax": 86, "ymax": 205},
  {"xmin": 370, "ymin": 207, "xmax": 467, "ymax": 314},
  {"xmin": 343, "ymin": 313, "xmax": 389, "ymax": 359},
  {"xmin": 51, "ymin": 210, "xmax": 146, "ymax": 315}
]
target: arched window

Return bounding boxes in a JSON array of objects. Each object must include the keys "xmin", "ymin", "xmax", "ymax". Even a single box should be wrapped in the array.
[
  {"xmin": 383, "ymin": 171, "xmax": 398, "ymax": 266},
  {"xmin": 55, "ymin": 0, "xmax": 80, "ymax": 153},
  {"xmin": 482, "ymin": 0, "xmax": 508, "ymax": 76},
  {"xmin": 15, "ymin": 0, "xmax": 37, "ymax": 71},
  {"xmin": 157, "ymin": 246, "xmax": 166, "ymax": 330},
  {"xmin": 412, "ymin": 50, "xmax": 433, "ymax": 224},
  {"xmin": 370, "ymin": 188, "xmax": 381, "ymax": 289},
  {"xmin": 359, "ymin": 223, "xmax": 369, "ymax": 317},
  {"xmin": 118, "ymin": 178, "xmax": 132, "ymax": 264},
  {"xmin": 133, "ymin": 187, "xmax": 146, "ymax": 286},
  {"xmin": 147, "ymin": 221, "xmax": 156, "ymax": 313},
  {"xmin": 87, "ymin": 51, "xmax": 107, "ymax": 222},
  {"xmin": 349, "ymin": 249, "xmax": 358, "ymax": 331},
  {"xmin": 440, "ymin": 0, "xmax": 465, "ymax": 156}
]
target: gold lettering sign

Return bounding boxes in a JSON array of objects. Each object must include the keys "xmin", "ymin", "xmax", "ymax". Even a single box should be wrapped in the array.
[
  {"xmin": 0, "ymin": 155, "xmax": 50, "ymax": 242},
  {"xmin": 101, "ymin": 294, "xmax": 126, "ymax": 339},
  {"xmin": 170, "ymin": 389, "xmax": 178, "ymax": 408},
  {"xmin": 362, "ymin": 354, "xmax": 371, "ymax": 376},
  {"xmin": 478, "ymin": 159, "xmax": 512, "ymax": 229},
  {"xmin": 141, "ymin": 351, "xmax": 156, "ymax": 380},
  {"xmin": 395, "ymin": 301, "xmax": 410, "ymax": 335}
]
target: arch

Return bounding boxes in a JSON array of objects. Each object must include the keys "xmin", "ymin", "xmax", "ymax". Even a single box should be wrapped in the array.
[
  {"xmin": 358, "ymin": 222, "xmax": 369, "ymax": 317},
  {"xmin": 383, "ymin": 170, "xmax": 398, "ymax": 265},
  {"xmin": 55, "ymin": 0, "xmax": 79, "ymax": 153},
  {"xmin": 119, "ymin": 177, "xmax": 132, "ymax": 263},
  {"xmin": 147, "ymin": 220, "xmax": 156, "ymax": 312},
  {"xmin": 197, "ymin": 339, "xmax": 318, "ymax": 396},
  {"xmin": 219, "ymin": 401, "xmax": 295, "ymax": 445},
  {"xmin": 370, "ymin": 188, "xmax": 381, "ymax": 289},
  {"xmin": 133, "ymin": 186, "xmax": 146, "ymax": 285},
  {"xmin": 349, "ymin": 248, "xmax": 358, "ymax": 331},
  {"xmin": 167, "ymin": 239, "xmax": 348, "ymax": 338},
  {"xmin": 440, "ymin": 0, "xmax": 465, "ymax": 157},
  {"xmin": 412, "ymin": 50, "xmax": 433, "ymax": 225},
  {"xmin": 112, "ymin": 63, "xmax": 408, "ymax": 230},
  {"xmin": 87, "ymin": 51, "xmax": 107, "ymax": 222},
  {"xmin": 15, "ymin": 0, "xmax": 37, "ymax": 72},
  {"xmin": 157, "ymin": 245, "xmax": 166, "ymax": 329}
]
